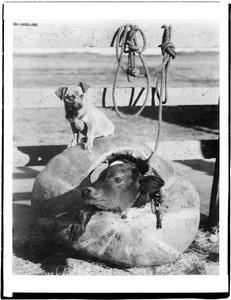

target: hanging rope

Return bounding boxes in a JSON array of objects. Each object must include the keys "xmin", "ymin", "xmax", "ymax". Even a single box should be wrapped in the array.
[
  {"xmin": 112, "ymin": 24, "xmax": 176, "ymax": 154},
  {"xmin": 153, "ymin": 25, "xmax": 176, "ymax": 155},
  {"xmin": 112, "ymin": 24, "xmax": 151, "ymax": 120}
]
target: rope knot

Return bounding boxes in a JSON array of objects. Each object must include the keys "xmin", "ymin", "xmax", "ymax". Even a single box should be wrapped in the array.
[
  {"xmin": 124, "ymin": 25, "xmax": 146, "ymax": 54},
  {"xmin": 159, "ymin": 25, "xmax": 176, "ymax": 59},
  {"xmin": 126, "ymin": 67, "xmax": 140, "ymax": 76},
  {"xmin": 159, "ymin": 41, "xmax": 176, "ymax": 59},
  {"xmin": 125, "ymin": 40, "xmax": 142, "ymax": 54}
]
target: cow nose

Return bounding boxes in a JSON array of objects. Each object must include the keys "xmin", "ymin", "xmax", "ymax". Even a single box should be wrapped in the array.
[
  {"xmin": 82, "ymin": 187, "xmax": 97, "ymax": 198},
  {"xmin": 83, "ymin": 187, "xmax": 92, "ymax": 195}
]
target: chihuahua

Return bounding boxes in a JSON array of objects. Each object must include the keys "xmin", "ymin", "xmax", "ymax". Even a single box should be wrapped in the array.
[{"xmin": 55, "ymin": 82, "xmax": 115, "ymax": 149}]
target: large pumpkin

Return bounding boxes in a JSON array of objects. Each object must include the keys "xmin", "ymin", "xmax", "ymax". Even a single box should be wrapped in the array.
[{"xmin": 31, "ymin": 135, "xmax": 200, "ymax": 267}]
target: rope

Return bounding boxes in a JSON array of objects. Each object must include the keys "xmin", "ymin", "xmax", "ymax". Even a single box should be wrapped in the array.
[
  {"xmin": 153, "ymin": 25, "xmax": 176, "ymax": 155},
  {"xmin": 112, "ymin": 24, "xmax": 176, "ymax": 154},
  {"xmin": 112, "ymin": 24, "xmax": 151, "ymax": 120}
]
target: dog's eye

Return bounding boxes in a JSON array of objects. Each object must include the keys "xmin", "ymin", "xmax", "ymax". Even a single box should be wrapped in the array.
[{"xmin": 66, "ymin": 96, "xmax": 73, "ymax": 101}]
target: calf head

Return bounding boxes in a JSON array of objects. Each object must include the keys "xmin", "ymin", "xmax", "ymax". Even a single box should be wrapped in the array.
[
  {"xmin": 55, "ymin": 82, "xmax": 90, "ymax": 111},
  {"xmin": 82, "ymin": 160, "xmax": 164, "ymax": 212}
]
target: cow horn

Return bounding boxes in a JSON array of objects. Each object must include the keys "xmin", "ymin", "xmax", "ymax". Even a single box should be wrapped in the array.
[{"xmin": 87, "ymin": 146, "xmax": 151, "ymax": 175}]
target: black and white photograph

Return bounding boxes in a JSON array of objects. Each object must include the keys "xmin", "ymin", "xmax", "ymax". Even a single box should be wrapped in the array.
[{"xmin": 2, "ymin": 1, "xmax": 229, "ymax": 297}]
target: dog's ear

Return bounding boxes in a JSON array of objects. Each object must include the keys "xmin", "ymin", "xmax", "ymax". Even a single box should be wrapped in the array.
[
  {"xmin": 55, "ymin": 86, "xmax": 67, "ymax": 100},
  {"xmin": 139, "ymin": 175, "xmax": 164, "ymax": 194},
  {"xmin": 78, "ymin": 82, "xmax": 90, "ymax": 93}
]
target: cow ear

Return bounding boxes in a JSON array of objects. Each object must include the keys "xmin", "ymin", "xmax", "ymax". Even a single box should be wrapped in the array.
[
  {"xmin": 139, "ymin": 175, "xmax": 164, "ymax": 194},
  {"xmin": 55, "ymin": 86, "xmax": 67, "ymax": 100},
  {"xmin": 78, "ymin": 82, "xmax": 90, "ymax": 93}
]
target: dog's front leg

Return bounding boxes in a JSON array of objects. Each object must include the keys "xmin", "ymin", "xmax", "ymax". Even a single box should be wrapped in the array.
[
  {"xmin": 67, "ymin": 123, "xmax": 79, "ymax": 148},
  {"xmin": 83, "ymin": 121, "xmax": 95, "ymax": 150}
]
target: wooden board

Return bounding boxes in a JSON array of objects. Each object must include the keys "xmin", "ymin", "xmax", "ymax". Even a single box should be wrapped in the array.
[
  {"xmin": 14, "ymin": 23, "xmax": 219, "ymax": 49},
  {"xmin": 13, "ymin": 87, "xmax": 219, "ymax": 108}
]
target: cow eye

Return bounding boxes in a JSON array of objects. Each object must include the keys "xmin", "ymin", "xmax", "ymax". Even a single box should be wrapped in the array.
[{"xmin": 114, "ymin": 177, "xmax": 123, "ymax": 184}]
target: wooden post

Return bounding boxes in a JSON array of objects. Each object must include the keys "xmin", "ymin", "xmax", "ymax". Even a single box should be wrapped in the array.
[{"xmin": 208, "ymin": 152, "xmax": 219, "ymax": 228}]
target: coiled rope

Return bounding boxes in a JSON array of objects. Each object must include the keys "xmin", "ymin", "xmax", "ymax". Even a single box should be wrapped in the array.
[
  {"xmin": 112, "ymin": 24, "xmax": 176, "ymax": 155},
  {"xmin": 112, "ymin": 24, "xmax": 151, "ymax": 120}
]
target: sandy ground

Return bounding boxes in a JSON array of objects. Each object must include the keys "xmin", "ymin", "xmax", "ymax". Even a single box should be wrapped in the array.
[{"xmin": 13, "ymin": 106, "xmax": 219, "ymax": 147}]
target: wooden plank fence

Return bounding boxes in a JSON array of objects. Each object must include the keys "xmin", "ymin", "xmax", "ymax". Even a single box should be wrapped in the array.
[
  {"xmin": 14, "ymin": 87, "xmax": 219, "ymax": 108},
  {"xmin": 13, "ymin": 22, "xmax": 219, "ymax": 228},
  {"xmin": 14, "ymin": 22, "xmax": 219, "ymax": 49}
]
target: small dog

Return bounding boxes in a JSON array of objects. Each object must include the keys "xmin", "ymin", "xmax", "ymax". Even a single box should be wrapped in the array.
[{"xmin": 55, "ymin": 82, "xmax": 115, "ymax": 149}]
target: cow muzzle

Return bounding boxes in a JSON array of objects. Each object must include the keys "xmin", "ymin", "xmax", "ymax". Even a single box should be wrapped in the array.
[{"xmin": 82, "ymin": 187, "xmax": 101, "ymax": 204}]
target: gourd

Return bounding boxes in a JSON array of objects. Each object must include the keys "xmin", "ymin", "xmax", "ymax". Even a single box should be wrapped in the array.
[{"xmin": 31, "ymin": 135, "xmax": 200, "ymax": 267}]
